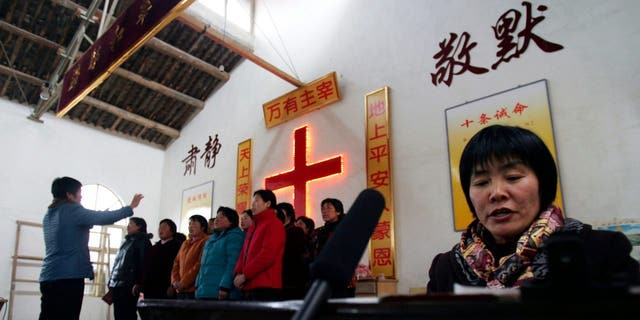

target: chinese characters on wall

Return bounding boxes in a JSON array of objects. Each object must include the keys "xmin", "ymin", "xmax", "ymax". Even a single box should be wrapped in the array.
[
  {"xmin": 235, "ymin": 139, "xmax": 252, "ymax": 213},
  {"xmin": 262, "ymin": 72, "xmax": 341, "ymax": 128},
  {"xmin": 458, "ymin": 102, "xmax": 529, "ymax": 139},
  {"xmin": 365, "ymin": 87, "xmax": 396, "ymax": 279},
  {"xmin": 431, "ymin": 1, "xmax": 564, "ymax": 87},
  {"xmin": 185, "ymin": 192, "xmax": 209, "ymax": 205},
  {"xmin": 182, "ymin": 133, "xmax": 222, "ymax": 176}
]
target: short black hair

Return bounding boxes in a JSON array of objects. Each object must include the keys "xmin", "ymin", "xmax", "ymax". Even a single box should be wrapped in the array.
[
  {"xmin": 129, "ymin": 217, "xmax": 148, "ymax": 234},
  {"xmin": 217, "ymin": 206, "xmax": 239, "ymax": 229},
  {"xmin": 321, "ymin": 198, "xmax": 344, "ymax": 215},
  {"xmin": 277, "ymin": 202, "xmax": 296, "ymax": 220},
  {"xmin": 242, "ymin": 209, "xmax": 253, "ymax": 219},
  {"xmin": 253, "ymin": 189, "xmax": 277, "ymax": 209},
  {"xmin": 159, "ymin": 219, "xmax": 177, "ymax": 236},
  {"xmin": 51, "ymin": 177, "xmax": 82, "ymax": 199},
  {"xmin": 296, "ymin": 216, "xmax": 315, "ymax": 232},
  {"xmin": 189, "ymin": 214, "xmax": 208, "ymax": 232},
  {"xmin": 459, "ymin": 125, "xmax": 558, "ymax": 217}
]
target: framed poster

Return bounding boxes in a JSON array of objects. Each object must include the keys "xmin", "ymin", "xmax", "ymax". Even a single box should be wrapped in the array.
[
  {"xmin": 445, "ymin": 79, "xmax": 563, "ymax": 231},
  {"xmin": 179, "ymin": 180, "xmax": 214, "ymax": 235}
]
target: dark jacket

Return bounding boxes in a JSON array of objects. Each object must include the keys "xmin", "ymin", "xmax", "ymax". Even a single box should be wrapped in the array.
[
  {"xmin": 143, "ymin": 237, "xmax": 183, "ymax": 299},
  {"xmin": 314, "ymin": 215, "xmax": 343, "ymax": 256},
  {"xmin": 427, "ymin": 225, "xmax": 640, "ymax": 294},
  {"xmin": 313, "ymin": 215, "xmax": 355, "ymax": 298},
  {"xmin": 282, "ymin": 223, "xmax": 307, "ymax": 298},
  {"xmin": 109, "ymin": 232, "xmax": 152, "ymax": 288}
]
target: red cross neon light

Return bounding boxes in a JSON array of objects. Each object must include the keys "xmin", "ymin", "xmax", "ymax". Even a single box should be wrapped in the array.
[{"xmin": 265, "ymin": 126, "xmax": 342, "ymax": 217}]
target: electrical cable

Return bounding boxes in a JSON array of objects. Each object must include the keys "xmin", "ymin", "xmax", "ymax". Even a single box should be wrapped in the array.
[{"xmin": 0, "ymin": 40, "xmax": 30, "ymax": 104}]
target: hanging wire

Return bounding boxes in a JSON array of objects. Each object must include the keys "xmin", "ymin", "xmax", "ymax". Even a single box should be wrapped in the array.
[
  {"xmin": 236, "ymin": 0, "xmax": 301, "ymax": 81},
  {"xmin": 0, "ymin": 39, "xmax": 30, "ymax": 105},
  {"xmin": 262, "ymin": 0, "xmax": 299, "ymax": 80}
]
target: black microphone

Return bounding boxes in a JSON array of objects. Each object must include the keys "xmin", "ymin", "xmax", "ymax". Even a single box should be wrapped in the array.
[{"xmin": 291, "ymin": 188, "xmax": 385, "ymax": 320}]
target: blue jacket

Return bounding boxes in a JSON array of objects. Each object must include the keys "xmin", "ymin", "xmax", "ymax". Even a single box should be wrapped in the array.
[
  {"xmin": 195, "ymin": 227, "xmax": 245, "ymax": 299},
  {"xmin": 39, "ymin": 202, "xmax": 134, "ymax": 282}
]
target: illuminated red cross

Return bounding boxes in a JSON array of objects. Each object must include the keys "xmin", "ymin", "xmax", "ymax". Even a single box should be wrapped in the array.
[{"xmin": 265, "ymin": 126, "xmax": 342, "ymax": 217}]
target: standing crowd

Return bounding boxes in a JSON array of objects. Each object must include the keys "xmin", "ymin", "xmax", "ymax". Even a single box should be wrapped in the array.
[
  {"xmin": 38, "ymin": 125, "xmax": 640, "ymax": 320},
  {"xmin": 39, "ymin": 177, "xmax": 353, "ymax": 320}
]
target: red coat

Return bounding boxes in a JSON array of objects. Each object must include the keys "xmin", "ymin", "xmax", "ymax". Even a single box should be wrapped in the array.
[{"xmin": 234, "ymin": 208, "xmax": 285, "ymax": 290}]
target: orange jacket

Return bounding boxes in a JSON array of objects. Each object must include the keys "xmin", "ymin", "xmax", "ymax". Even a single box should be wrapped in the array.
[
  {"xmin": 171, "ymin": 233, "xmax": 209, "ymax": 293},
  {"xmin": 234, "ymin": 208, "xmax": 285, "ymax": 290}
]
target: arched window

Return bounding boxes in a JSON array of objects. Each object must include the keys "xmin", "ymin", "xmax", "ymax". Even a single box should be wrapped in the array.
[{"xmin": 81, "ymin": 184, "xmax": 126, "ymax": 295}]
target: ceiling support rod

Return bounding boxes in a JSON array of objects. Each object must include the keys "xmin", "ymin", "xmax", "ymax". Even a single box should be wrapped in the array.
[{"xmin": 28, "ymin": 0, "xmax": 103, "ymax": 122}]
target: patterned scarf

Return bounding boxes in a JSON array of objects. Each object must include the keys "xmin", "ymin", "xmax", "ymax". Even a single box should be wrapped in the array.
[{"xmin": 454, "ymin": 205, "xmax": 566, "ymax": 288}]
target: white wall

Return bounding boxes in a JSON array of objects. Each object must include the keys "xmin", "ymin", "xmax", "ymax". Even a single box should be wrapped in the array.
[
  {"xmin": 3, "ymin": 2, "xmax": 638, "ymax": 317},
  {"xmin": 159, "ymin": 0, "xmax": 640, "ymax": 295},
  {"xmin": 0, "ymin": 99, "xmax": 165, "ymax": 319}
]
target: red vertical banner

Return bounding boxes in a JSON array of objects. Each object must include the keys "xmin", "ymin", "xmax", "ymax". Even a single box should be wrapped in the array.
[
  {"xmin": 235, "ymin": 139, "xmax": 252, "ymax": 213},
  {"xmin": 365, "ymin": 87, "xmax": 396, "ymax": 279}
]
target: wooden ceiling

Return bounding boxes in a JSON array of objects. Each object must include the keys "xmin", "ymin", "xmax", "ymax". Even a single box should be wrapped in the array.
[{"xmin": 0, "ymin": 0, "xmax": 246, "ymax": 148}]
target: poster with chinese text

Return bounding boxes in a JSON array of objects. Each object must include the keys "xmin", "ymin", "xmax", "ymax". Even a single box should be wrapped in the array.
[{"xmin": 180, "ymin": 181, "xmax": 214, "ymax": 235}]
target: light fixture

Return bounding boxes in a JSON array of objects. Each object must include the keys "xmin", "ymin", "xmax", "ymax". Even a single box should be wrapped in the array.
[{"xmin": 39, "ymin": 83, "xmax": 51, "ymax": 101}]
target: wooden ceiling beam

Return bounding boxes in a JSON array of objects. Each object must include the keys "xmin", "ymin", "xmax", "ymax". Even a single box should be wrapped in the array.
[
  {"xmin": 0, "ymin": 21, "xmax": 61, "ymax": 49},
  {"xmin": 82, "ymin": 96, "xmax": 180, "ymax": 139},
  {"xmin": 0, "ymin": 64, "xmax": 179, "ymax": 139},
  {"xmin": 0, "ymin": 64, "xmax": 43, "ymax": 85},
  {"xmin": 111, "ymin": 67, "xmax": 204, "ymax": 109},
  {"xmin": 66, "ymin": 117, "xmax": 167, "ymax": 150},
  {"xmin": 145, "ymin": 37, "xmax": 229, "ymax": 81}
]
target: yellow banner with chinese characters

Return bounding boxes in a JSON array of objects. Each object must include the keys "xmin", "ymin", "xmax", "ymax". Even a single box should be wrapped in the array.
[
  {"xmin": 365, "ymin": 87, "xmax": 396, "ymax": 279},
  {"xmin": 235, "ymin": 139, "xmax": 252, "ymax": 213},
  {"xmin": 262, "ymin": 72, "xmax": 340, "ymax": 128}
]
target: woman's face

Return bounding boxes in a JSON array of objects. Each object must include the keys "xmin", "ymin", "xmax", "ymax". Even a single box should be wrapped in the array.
[
  {"xmin": 240, "ymin": 213, "xmax": 253, "ymax": 230},
  {"xmin": 321, "ymin": 202, "xmax": 339, "ymax": 223},
  {"xmin": 127, "ymin": 220, "xmax": 140, "ymax": 235},
  {"xmin": 469, "ymin": 158, "xmax": 540, "ymax": 244},
  {"xmin": 188, "ymin": 219, "xmax": 204, "ymax": 237},
  {"xmin": 158, "ymin": 222, "xmax": 173, "ymax": 240},
  {"xmin": 67, "ymin": 188, "xmax": 82, "ymax": 203},
  {"xmin": 295, "ymin": 219, "xmax": 309, "ymax": 234},
  {"xmin": 251, "ymin": 195, "xmax": 270, "ymax": 215},
  {"xmin": 214, "ymin": 212, "xmax": 231, "ymax": 230}
]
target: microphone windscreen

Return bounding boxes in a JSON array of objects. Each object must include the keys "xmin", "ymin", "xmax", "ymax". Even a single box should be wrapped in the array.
[{"xmin": 310, "ymin": 188, "xmax": 385, "ymax": 284}]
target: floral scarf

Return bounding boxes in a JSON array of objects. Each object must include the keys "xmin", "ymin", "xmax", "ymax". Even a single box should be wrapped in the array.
[{"xmin": 454, "ymin": 205, "xmax": 568, "ymax": 288}]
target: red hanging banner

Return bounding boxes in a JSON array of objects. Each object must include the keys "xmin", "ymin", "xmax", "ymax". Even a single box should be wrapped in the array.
[{"xmin": 57, "ymin": 0, "xmax": 195, "ymax": 117}]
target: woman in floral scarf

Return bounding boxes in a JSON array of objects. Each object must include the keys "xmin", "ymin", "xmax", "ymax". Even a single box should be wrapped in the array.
[{"xmin": 427, "ymin": 125, "xmax": 639, "ymax": 293}]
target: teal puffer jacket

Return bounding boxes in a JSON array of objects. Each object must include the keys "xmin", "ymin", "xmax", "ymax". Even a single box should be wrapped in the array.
[{"xmin": 195, "ymin": 227, "xmax": 245, "ymax": 299}]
